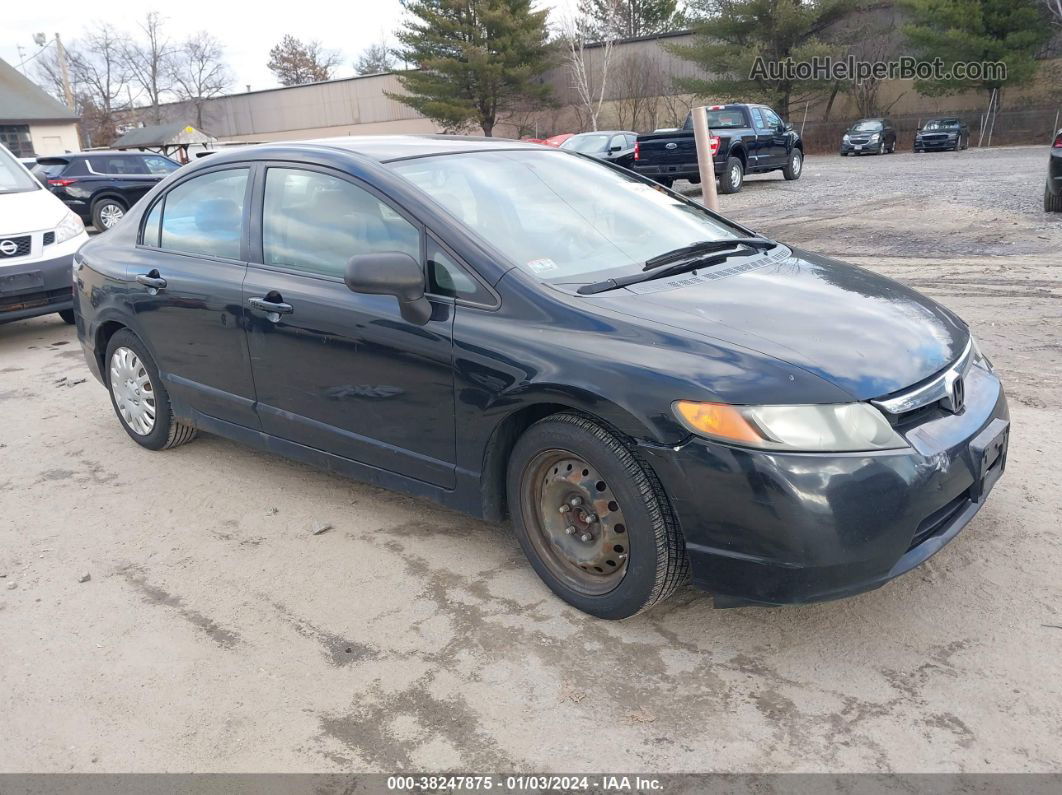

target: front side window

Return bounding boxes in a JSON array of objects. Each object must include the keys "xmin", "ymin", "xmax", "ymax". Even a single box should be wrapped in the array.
[
  {"xmin": 159, "ymin": 168, "xmax": 248, "ymax": 259},
  {"xmin": 561, "ymin": 134, "xmax": 610, "ymax": 154},
  {"xmin": 761, "ymin": 108, "xmax": 783, "ymax": 129},
  {"xmin": 142, "ymin": 156, "xmax": 179, "ymax": 175},
  {"xmin": 390, "ymin": 150, "xmax": 745, "ymax": 283},
  {"xmin": 262, "ymin": 167, "xmax": 420, "ymax": 278}
]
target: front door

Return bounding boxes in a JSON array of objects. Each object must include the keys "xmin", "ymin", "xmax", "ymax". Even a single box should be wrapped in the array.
[
  {"xmin": 126, "ymin": 166, "xmax": 258, "ymax": 428},
  {"xmin": 244, "ymin": 164, "xmax": 457, "ymax": 488},
  {"xmin": 759, "ymin": 107, "xmax": 790, "ymax": 167}
]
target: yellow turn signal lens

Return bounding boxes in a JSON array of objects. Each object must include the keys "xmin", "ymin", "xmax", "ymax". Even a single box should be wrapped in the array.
[{"xmin": 673, "ymin": 401, "xmax": 765, "ymax": 444}]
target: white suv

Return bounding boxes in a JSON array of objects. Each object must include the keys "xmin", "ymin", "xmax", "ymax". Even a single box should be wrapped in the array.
[{"xmin": 0, "ymin": 143, "xmax": 89, "ymax": 325}]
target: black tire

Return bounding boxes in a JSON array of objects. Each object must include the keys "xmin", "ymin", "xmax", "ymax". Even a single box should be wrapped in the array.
[
  {"xmin": 104, "ymin": 329, "xmax": 197, "ymax": 450},
  {"xmin": 57, "ymin": 309, "xmax": 75, "ymax": 325},
  {"xmin": 91, "ymin": 198, "xmax": 127, "ymax": 231},
  {"xmin": 507, "ymin": 413, "xmax": 688, "ymax": 619},
  {"xmin": 655, "ymin": 176, "xmax": 674, "ymax": 188},
  {"xmin": 877, "ymin": 141, "xmax": 886, "ymax": 155},
  {"xmin": 718, "ymin": 156, "xmax": 744, "ymax": 194},
  {"xmin": 782, "ymin": 148, "xmax": 803, "ymax": 180},
  {"xmin": 1046, "ymin": 182, "xmax": 1062, "ymax": 213}
]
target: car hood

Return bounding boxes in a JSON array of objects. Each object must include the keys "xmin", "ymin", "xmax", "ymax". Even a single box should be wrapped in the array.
[
  {"xmin": 0, "ymin": 187, "xmax": 67, "ymax": 236},
  {"xmin": 588, "ymin": 247, "xmax": 968, "ymax": 400}
]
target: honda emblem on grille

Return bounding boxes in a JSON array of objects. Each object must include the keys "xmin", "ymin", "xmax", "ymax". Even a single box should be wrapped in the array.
[
  {"xmin": 943, "ymin": 371, "xmax": 966, "ymax": 413},
  {"xmin": 0, "ymin": 239, "xmax": 18, "ymax": 256}
]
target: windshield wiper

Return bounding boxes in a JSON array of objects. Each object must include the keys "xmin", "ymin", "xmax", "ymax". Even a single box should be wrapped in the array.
[
  {"xmin": 578, "ymin": 243, "xmax": 770, "ymax": 295},
  {"xmin": 643, "ymin": 237, "xmax": 776, "ymax": 270}
]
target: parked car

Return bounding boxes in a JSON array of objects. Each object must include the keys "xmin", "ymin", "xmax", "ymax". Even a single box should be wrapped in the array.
[
  {"xmin": 914, "ymin": 118, "xmax": 970, "ymax": 152},
  {"xmin": 840, "ymin": 118, "xmax": 897, "ymax": 155},
  {"xmin": 542, "ymin": 133, "xmax": 574, "ymax": 148},
  {"xmin": 32, "ymin": 151, "xmax": 181, "ymax": 231},
  {"xmin": 1044, "ymin": 128, "xmax": 1062, "ymax": 212},
  {"xmin": 633, "ymin": 104, "xmax": 803, "ymax": 193},
  {"xmin": 74, "ymin": 135, "xmax": 1008, "ymax": 619},
  {"xmin": 0, "ymin": 143, "xmax": 89, "ymax": 325},
  {"xmin": 560, "ymin": 131, "xmax": 637, "ymax": 168}
]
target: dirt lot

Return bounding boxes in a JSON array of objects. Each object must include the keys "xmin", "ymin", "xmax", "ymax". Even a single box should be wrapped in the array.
[{"xmin": 1, "ymin": 145, "xmax": 1060, "ymax": 773}]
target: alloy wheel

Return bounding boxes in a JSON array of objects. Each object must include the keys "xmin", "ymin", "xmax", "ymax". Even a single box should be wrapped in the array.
[
  {"xmin": 109, "ymin": 346, "xmax": 156, "ymax": 435},
  {"xmin": 521, "ymin": 449, "xmax": 630, "ymax": 595}
]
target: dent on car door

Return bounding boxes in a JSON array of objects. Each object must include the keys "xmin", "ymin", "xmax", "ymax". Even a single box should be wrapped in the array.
[
  {"xmin": 127, "ymin": 166, "xmax": 259, "ymax": 428},
  {"xmin": 243, "ymin": 164, "xmax": 458, "ymax": 488}
]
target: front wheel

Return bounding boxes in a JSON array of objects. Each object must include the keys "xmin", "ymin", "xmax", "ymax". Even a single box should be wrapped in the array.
[
  {"xmin": 507, "ymin": 413, "xmax": 688, "ymax": 619},
  {"xmin": 783, "ymin": 149, "xmax": 803, "ymax": 180},
  {"xmin": 718, "ymin": 156, "xmax": 744, "ymax": 194},
  {"xmin": 57, "ymin": 309, "xmax": 75, "ymax": 325},
  {"xmin": 105, "ymin": 329, "xmax": 198, "ymax": 450},
  {"xmin": 1046, "ymin": 182, "xmax": 1062, "ymax": 213},
  {"xmin": 654, "ymin": 176, "xmax": 674, "ymax": 189}
]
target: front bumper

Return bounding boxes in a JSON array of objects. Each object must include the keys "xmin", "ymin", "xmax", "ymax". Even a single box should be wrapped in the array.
[
  {"xmin": 0, "ymin": 250, "xmax": 77, "ymax": 323},
  {"xmin": 840, "ymin": 141, "xmax": 881, "ymax": 154},
  {"xmin": 640, "ymin": 364, "xmax": 1009, "ymax": 606},
  {"xmin": 915, "ymin": 137, "xmax": 959, "ymax": 150}
]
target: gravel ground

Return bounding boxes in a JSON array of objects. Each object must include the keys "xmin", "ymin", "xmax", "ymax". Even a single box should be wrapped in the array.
[{"xmin": 1, "ymin": 145, "xmax": 1060, "ymax": 774}]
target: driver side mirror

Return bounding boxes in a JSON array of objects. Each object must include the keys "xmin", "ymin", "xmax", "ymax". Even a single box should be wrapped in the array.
[
  {"xmin": 609, "ymin": 144, "xmax": 622, "ymax": 153},
  {"xmin": 345, "ymin": 252, "xmax": 432, "ymax": 326}
]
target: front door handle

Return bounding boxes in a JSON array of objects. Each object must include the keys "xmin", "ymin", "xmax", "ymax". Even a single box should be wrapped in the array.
[
  {"xmin": 136, "ymin": 271, "xmax": 167, "ymax": 291},
  {"xmin": 248, "ymin": 296, "xmax": 294, "ymax": 315}
]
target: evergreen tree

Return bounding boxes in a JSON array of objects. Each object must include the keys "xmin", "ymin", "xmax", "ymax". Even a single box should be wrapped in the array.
[
  {"xmin": 901, "ymin": 0, "xmax": 1051, "ymax": 103},
  {"xmin": 669, "ymin": 0, "xmax": 859, "ymax": 118},
  {"xmin": 390, "ymin": 0, "xmax": 553, "ymax": 136},
  {"xmin": 578, "ymin": 0, "xmax": 686, "ymax": 40}
]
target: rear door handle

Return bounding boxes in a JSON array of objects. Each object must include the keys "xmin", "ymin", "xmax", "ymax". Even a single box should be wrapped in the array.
[
  {"xmin": 136, "ymin": 272, "xmax": 167, "ymax": 291},
  {"xmin": 248, "ymin": 296, "xmax": 294, "ymax": 315}
]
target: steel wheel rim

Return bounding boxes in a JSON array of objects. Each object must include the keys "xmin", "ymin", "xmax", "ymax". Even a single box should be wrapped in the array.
[
  {"xmin": 522, "ymin": 449, "xmax": 629, "ymax": 596},
  {"xmin": 109, "ymin": 347, "xmax": 156, "ymax": 435},
  {"xmin": 100, "ymin": 204, "xmax": 124, "ymax": 228},
  {"xmin": 792, "ymin": 152, "xmax": 802, "ymax": 174},
  {"xmin": 731, "ymin": 164, "xmax": 742, "ymax": 188}
]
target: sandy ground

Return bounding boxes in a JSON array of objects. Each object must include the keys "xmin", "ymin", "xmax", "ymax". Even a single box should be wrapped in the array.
[{"xmin": 1, "ymin": 146, "xmax": 1060, "ymax": 773}]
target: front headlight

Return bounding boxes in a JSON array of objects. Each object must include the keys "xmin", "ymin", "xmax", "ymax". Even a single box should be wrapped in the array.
[
  {"xmin": 971, "ymin": 336, "xmax": 993, "ymax": 371},
  {"xmin": 842, "ymin": 134, "xmax": 850, "ymax": 142},
  {"xmin": 54, "ymin": 210, "xmax": 85, "ymax": 244},
  {"xmin": 870, "ymin": 133, "xmax": 880, "ymax": 141},
  {"xmin": 673, "ymin": 400, "xmax": 908, "ymax": 452}
]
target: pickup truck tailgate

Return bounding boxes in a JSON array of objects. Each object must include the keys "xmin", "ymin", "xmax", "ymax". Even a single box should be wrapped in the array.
[{"xmin": 639, "ymin": 135, "xmax": 698, "ymax": 164}]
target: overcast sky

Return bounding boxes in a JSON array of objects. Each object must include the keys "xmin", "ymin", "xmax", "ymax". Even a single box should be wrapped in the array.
[{"xmin": 2, "ymin": 0, "xmax": 578, "ymax": 99}]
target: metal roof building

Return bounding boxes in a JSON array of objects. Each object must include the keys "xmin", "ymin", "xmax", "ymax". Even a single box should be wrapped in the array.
[{"xmin": 0, "ymin": 57, "xmax": 80, "ymax": 157}]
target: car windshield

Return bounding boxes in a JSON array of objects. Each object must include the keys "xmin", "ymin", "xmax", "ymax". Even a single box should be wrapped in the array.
[
  {"xmin": 561, "ymin": 134, "xmax": 610, "ymax": 153},
  {"xmin": 390, "ymin": 149, "xmax": 746, "ymax": 282},
  {"xmin": 924, "ymin": 120, "xmax": 960, "ymax": 130},
  {"xmin": 0, "ymin": 145, "xmax": 40, "ymax": 194},
  {"xmin": 852, "ymin": 121, "xmax": 883, "ymax": 132}
]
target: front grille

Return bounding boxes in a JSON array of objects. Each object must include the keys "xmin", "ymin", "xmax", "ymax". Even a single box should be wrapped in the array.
[
  {"xmin": 0, "ymin": 287, "xmax": 70, "ymax": 313},
  {"xmin": 43, "ymin": 231, "xmax": 55, "ymax": 245},
  {"xmin": 0, "ymin": 235, "xmax": 31, "ymax": 258},
  {"xmin": 908, "ymin": 492, "xmax": 969, "ymax": 551}
]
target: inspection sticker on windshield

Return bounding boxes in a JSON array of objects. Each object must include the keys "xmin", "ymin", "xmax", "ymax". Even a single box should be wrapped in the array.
[{"xmin": 527, "ymin": 258, "xmax": 559, "ymax": 274}]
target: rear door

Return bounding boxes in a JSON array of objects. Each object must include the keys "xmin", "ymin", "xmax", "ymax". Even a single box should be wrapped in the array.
[
  {"xmin": 243, "ymin": 163, "xmax": 457, "ymax": 488},
  {"xmin": 126, "ymin": 165, "xmax": 259, "ymax": 428},
  {"xmin": 85, "ymin": 154, "xmax": 161, "ymax": 208}
]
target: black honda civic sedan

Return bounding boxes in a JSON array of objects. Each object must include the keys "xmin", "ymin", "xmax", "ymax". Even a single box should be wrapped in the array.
[{"xmin": 72, "ymin": 135, "xmax": 1009, "ymax": 619}]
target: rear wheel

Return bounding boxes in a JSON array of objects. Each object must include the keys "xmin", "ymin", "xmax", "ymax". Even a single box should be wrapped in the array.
[
  {"xmin": 655, "ymin": 176, "xmax": 674, "ymax": 189},
  {"xmin": 783, "ymin": 149, "xmax": 803, "ymax": 180},
  {"xmin": 57, "ymin": 309, "xmax": 75, "ymax": 325},
  {"xmin": 718, "ymin": 156, "xmax": 744, "ymax": 194},
  {"xmin": 92, "ymin": 198, "xmax": 126, "ymax": 231},
  {"xmin": 507, "ymin": 413, "xmax": 688, "ymax": 619},
  {"xmin": 105, "ymin": 330, "xmax": 197, "ymax": 450},
  {"xmin": 1046, "ymin": 182, "xmax": 1062, "ymax": 213}
]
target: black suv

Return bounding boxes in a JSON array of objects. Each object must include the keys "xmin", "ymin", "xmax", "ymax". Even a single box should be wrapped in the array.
[{"xmin": 32, "ymin": 151, "xmax": 180, "ymax": 230}]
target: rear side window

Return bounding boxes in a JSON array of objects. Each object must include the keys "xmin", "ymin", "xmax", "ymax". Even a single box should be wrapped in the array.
[
  {"xmin": 89, "ymin": 155, "xmax": 148, "ymax": 175},
  {"xmin": 261, "ymin": 167, "xmax": 420, "ymax": 278},
  {"xmin": 159, "ymin": 168, "xmax": 248, "ymax": 259}
]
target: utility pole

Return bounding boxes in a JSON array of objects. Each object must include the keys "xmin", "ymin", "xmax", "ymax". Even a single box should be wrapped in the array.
[{"xmin": 55, "ymin": 33, "xmax": 75, "ymax": 112}]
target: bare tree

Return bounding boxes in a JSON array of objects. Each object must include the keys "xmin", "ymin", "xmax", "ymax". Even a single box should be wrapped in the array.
[
  {"xmin": 171, "ymin": 32, "xmax": 231, "ymax": 128},
  {"xmin": 559, "ymin": 15, "xmax": 615, "ymax": 131},
  {"xmin": 1044, "ymin": 0, "xmax": 1062, "ymax": 25},
  {"xmin": 612, "ymin": 51, "xmax": 667, "ymax": 131},
  {"xmin": 354, "ymin": 40, "xmax": 395, "ymax": 75},
  {"xmin": 124, "ymin": 12, "xmax": 176, "ymax": 123}
]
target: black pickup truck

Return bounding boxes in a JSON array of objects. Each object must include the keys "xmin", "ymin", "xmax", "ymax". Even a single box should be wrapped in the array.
[{"xmin": 633, "ymin": 104, "xmax": 804, "ymax": 193}]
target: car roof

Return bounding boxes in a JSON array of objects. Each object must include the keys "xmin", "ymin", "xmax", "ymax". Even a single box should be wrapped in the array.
[
  {"xmin": 294, "ymin": 134, "xmax": 546, "ymax": 162},
  {"xmin": 569, "ymin": 130, "xmax": 635, "ymax": 136}
]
